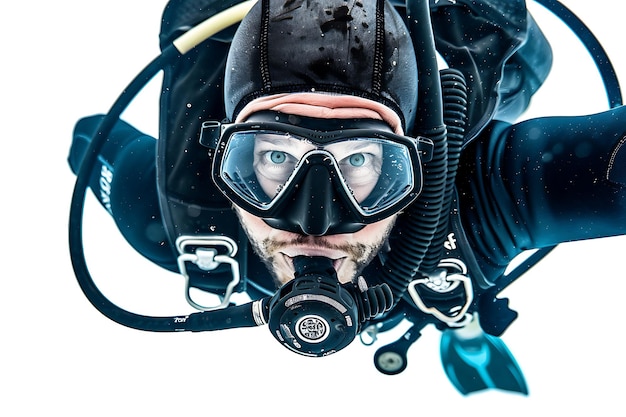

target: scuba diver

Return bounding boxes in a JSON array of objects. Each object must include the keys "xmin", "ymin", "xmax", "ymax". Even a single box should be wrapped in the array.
[{"xmin": 68, "ymin": 0, "xmax": 626, "ymax": 395}]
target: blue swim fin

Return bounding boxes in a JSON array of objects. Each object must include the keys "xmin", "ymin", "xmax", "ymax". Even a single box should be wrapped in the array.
[{"xmin": 440, "ymin": 320, "xmax": 528, "ymax": 396}]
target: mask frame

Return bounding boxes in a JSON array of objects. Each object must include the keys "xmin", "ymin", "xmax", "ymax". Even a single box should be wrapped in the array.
[{"xmin": 201, "ymin": 112, "xmax": 434, "ymax": 235}]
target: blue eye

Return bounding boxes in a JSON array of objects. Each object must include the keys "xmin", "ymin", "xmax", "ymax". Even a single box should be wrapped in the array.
[
  {"xmin": 268, "ymin": 151, "xmax": 287, "ymax": 164},
  {"xmin": 348, "ymin": 153, "xmax": 366, "ymax": 167}
]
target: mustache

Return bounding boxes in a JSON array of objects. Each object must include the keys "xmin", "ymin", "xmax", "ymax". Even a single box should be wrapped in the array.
[{"xmin": 264, "ymin": 235, "xmax": 369, "ymax": 258}]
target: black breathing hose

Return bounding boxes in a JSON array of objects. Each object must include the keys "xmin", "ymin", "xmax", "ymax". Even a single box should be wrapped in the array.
[
  {"xmin": 68, "ymin": 47, "xmax": 188, "ymax": 332},
  {"xmin": 68, "ymin": 1, "xmax": 264, "ymax": 333},
  {"xmin": 377, "ymin": 0, "xmax": 448, "ymax": 302},
  {"xmin": 381, "ymin": 128, "xmax": 446, "ymax": 299},
  {"xmin": 405, "ymin": 0, "xmax": 443, "ymax": 129},
  {"xmin": 534, "ymin": 0, "xmax": 622, "ymax": 109},
  {"xmin": 419, "ymin": 69, "xmax": 467, "ymax": 271},
  {"xmin": 68, "ymin": 44, "xmax": 269, "ymax": 332}
]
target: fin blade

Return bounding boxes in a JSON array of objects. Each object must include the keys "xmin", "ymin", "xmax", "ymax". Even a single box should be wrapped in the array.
[{"xmin": 440, "ymin": 329, "xmax": 528, "ymax": 395}]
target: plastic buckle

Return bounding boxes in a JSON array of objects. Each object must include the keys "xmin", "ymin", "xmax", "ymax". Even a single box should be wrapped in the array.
[
  {"xmin": 176, "ymin": 236, "xmax": 240, "ymax": 311},
  {"xmin": 408, "ymin": 258, "xmax": 473, "ymax": 327}
]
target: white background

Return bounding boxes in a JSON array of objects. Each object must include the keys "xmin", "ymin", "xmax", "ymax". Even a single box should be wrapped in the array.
[{"xmin": 2, "ymin": 1, "xmax": 625, "ymax": 415}]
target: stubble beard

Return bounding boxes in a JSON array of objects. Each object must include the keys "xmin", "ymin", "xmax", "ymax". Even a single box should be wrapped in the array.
[{"xmin": 239, "ymin": 217, "xmax": 396, "ymax": 288}]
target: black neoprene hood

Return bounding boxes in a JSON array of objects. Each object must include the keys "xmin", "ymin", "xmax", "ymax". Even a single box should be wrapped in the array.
[{"xmin": 224, "ymin": 0, "xmax": 419, "ymax": 130}]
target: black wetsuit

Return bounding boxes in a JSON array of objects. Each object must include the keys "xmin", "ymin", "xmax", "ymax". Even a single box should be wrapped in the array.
[{"xmin": 68, "ymin": 0, "xmax": 626, "ymax": 298}]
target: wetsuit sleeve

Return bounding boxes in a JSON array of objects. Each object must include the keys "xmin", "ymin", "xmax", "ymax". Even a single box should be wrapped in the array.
[
  {"xmin": 457, "ymin": 107, "xmax": 626, "ymax": 281},
  {"xmin": 68, "ymin": 115, "xmax": 178, "ymax": 272}
]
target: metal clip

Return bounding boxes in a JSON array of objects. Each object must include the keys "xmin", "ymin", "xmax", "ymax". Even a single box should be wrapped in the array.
[
  {"xmin": 175, "ymin": 236, "xmax": 240, "ymax": 311},
  {"xmin": 407, "ymin": 258, "xmax": 473, "ymax": 327},
  {"xmin": 359, "ymin": 323, "xmax": 383, "ymax": 346}
]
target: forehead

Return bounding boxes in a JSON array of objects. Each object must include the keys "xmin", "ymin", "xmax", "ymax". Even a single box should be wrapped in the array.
[
  {"xmin": 244, "ymin": 110, "xmax": 395, "ymax": 133},
  {"xmin": 234, "ymin": 93, "xmax": 405, "ymax": 135}
]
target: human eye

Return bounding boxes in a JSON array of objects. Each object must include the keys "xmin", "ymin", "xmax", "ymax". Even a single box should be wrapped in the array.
[
  {"xmin": 347, "ymin": 152, "xmax": 367, "ymax": 167},
  {"xmin": 258, "ymin": 149, "xmax": 297, "ymax": 170},
  {"xmin": 335, "ymin": 150, "xmax": 381, "ymax": 203},
  {"xmin": 264, "ymin": 150, "xmax": 290, "ymax": 165},
  {"xmin": 254, "ymin": 147, "xmax": 297, "ymax": 183},
  {"xmin": 339, "ymin": 150, "xmax": 382, "ymax": 180}
]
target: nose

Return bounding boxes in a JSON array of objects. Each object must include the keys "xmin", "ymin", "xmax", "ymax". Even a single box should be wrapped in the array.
[
  {"xmin": 263, "ymin": 159, "xmax": 366, "ymax": 235},
  {"xmin": 292, "ymin": 164, "xmax": 341, "ymax": 236}
]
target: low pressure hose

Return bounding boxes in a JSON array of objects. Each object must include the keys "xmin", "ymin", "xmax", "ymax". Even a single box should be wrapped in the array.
[
  {"xmin": 68, "ymin": 1, "xmax": 258, "ymax": 333},
  {"xmin": 376, "ymin": 0, "xmax": 448, "ymax": 302},
  {"xmin": 419, "ymin": 69, "xmax": 467, "ymax": 271},
  {"xmin": 381, "ymin": 127, "xmax": 447, "ymax": 300}
]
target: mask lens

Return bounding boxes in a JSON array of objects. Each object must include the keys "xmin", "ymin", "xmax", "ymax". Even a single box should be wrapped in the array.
[
  {"xmin": 219, "ymin": 131, "xmax": 275, "ymax": 206},
  {"xmin": 216, "ymin": 126, "xmax": 419, "ymax": 218},
  {"xmin": 352, "ymin": 139, "xmax": 414, "ymax": 215}
]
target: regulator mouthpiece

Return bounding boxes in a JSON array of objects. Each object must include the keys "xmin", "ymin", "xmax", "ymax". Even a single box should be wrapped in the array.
[{"xmin": 267, "ymin": 256, "xmax": 393, "ymax": 357}]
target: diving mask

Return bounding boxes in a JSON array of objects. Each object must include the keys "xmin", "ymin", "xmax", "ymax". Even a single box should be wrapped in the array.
[{"xmin": 202, "ymin": 111, "xmax": 433, "ymax": 235}]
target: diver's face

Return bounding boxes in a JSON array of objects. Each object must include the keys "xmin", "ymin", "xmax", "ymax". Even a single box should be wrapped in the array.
[
  {"xmin": 231, "ymin": 109, "xmax": 401, "ymax": 286},
  {"xmin": 235, "ymin": 205, "xmax": 397, "ymax": 286},
  {"xmin": 227, "ymin": 105, "xmax": 397, "ymax": 286}
]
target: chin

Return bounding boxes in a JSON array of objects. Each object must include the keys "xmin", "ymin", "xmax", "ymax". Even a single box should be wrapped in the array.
[{"xmin": 272, "ymin": 257, "xmax": 358, "ymax": 287}]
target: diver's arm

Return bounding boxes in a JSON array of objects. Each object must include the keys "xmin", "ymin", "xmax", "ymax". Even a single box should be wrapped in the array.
[
  {"xmin": 457, "ymin": 107, "xmax": 626, "ymax": 280},
  {"xmin": 69, "ymin": 116, "xmax": 152, "ymax": 212},
  {"xmin": 68, "ymin": 116, "xmax": 178, "ymax": 271}
]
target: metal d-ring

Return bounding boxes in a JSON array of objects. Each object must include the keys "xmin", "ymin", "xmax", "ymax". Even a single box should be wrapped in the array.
[
  {"xmin": 175, "ymin": 236, "xmax": 240, "ymax": 311},
  {"xmin": 407, "ymin": 258, "xmax": 474, "ymax": 326}
]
